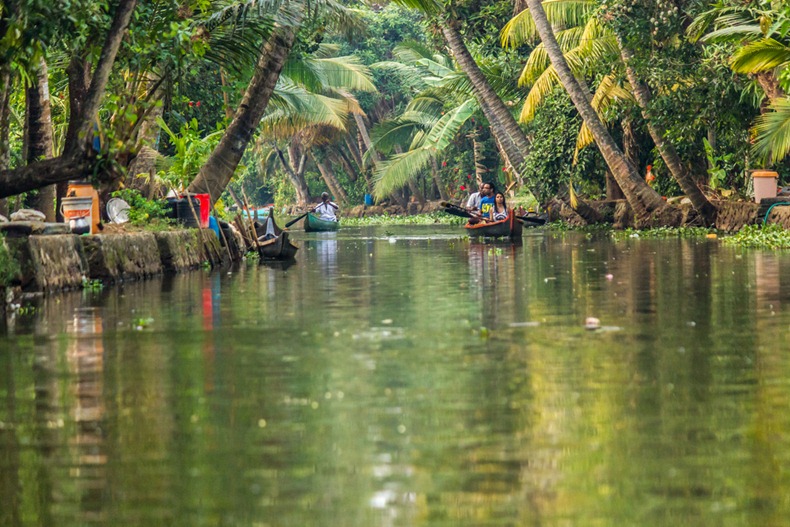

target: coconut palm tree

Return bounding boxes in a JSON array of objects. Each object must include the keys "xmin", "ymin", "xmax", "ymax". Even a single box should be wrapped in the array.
[
  {"xmin": 689, "ymin": 3, "xmax": 790, "ymax": 164},
  {"xmin": 388, "ymin": 0, "xmax": 535, "ymax": 188},
  {"xmin": 188, "ymin": 0, "xmax": 364, "ymax": 202},
  {"xmin": 254, "ymin": 50, "xmax": 377, "ymax": 206},
  {"xmin": 368, "ymin": 44, "xmax": 485, "ymax": 199},
  {"xmin": 505, "ymin": 0, "xmax": 715, "ymax": 224},
  {"xmin": 522, "ymin": 0, "xmax": 678, "ymax": 225}
]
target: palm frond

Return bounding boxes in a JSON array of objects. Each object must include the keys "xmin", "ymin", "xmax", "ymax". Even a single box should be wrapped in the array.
[
  {"xmin": 501, "ymin": 0, "xmax": 596, "ymax": 48},
  {"xmin": 312, "ymin": 43, "xmax": 342, "ymax": 58},
  {"xmin": 575, "ymin": 75, "xmax": 632, "ymax": 152},
  {"xmin": 308, "ymin": 55, "xmax": 377, "ymax": 92},
  {"xmin": 393, "ymin": 41, "xmax": 436, "ymax": 64},
  {"xmin": 416, "ymin": 58, "xmax": 455, "ymax": 78},
  {"xmin": 424, "ymin": 99, "xmax": 477, "ymax": 150},
  {"xmin": 701, "ymin": 24, "xmax": 764, "ymax": 44},
  {"xmin": 730, "ymin": 38, "xmax": 790, "ymax": 73},
  {"xmin": 520, "ymin": 66, "xmax": 560, "ymax": 122},
  {"xmin": 387, "ymin": 0, "xmax": 441, "ymax": 16},
  {"xmin": 372, "ymin": 147, "xmax": 435, "ymax": 198},
  {"xmin": 404, "ymin": 97, "xmax": 445, "ymax": 117},
  {"xmin": 370, "ymin": 119, "xmax": 422, "ymax": 154},
  {"xmin": 520, "ymin": 44, "xmax": 550, "ymax": 86},
  {"xmin": 752, "ymin": 97, "xmax": 790, "ymax": 164},
  {"xmin": 501, "ymin": 7, "xmax": 537, "ymax": 48},
  {"xmin": 370, "ymin": 61, "xmax": 430, "ymax": 92}
]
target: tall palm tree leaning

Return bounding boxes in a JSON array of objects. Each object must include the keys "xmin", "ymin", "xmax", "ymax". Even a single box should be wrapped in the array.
[
  {"xmin": 439, "ymin": 21, "xmax": 534, "ymax": 189},
  {"xmin": 189, "ymin": 1, "xmax": 304, "ymax": 203},
  {"xmin": 617, "ymin": 41, "xmax": 717, "ymax": 225},
  {"xmin": 524, "ymin": 0, "xmax": 679, "ymax": 227},
  {"xmin": 391, "ymin": 0, "xmax": 537, "ymax": 195}
]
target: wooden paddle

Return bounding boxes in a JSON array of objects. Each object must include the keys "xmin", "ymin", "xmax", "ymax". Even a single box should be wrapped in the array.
[
  {"xmin": 440, "ymin": 201, "xmax": 474, "ymax": 218},
  {"xmin": 285, "ymin": 211, "xmax": 311, "ymax": 228}
]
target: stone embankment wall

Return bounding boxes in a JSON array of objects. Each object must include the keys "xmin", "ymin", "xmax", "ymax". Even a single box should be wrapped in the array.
[{"xmin": 1, "ymin": 227, "xmax": 228, "ymax": 299}]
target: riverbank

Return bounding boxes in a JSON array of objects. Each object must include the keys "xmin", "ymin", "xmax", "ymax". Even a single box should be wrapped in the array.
[
  {"xmin": 4, "ymin": 197, "xmax": 790, "ymax": 309},
  {"xmin": 0, "ymin": 222, "xmax": 245, "ymax": 312}
]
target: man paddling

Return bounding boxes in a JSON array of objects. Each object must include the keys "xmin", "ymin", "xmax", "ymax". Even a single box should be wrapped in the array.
[{"xmin": 312, "ymin": 192, "xmax": 339, "ymax": 222}]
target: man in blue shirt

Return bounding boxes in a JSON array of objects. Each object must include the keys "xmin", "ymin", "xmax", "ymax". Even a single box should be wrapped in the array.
[{"xmin": 469, "ymin": 182, "xmax": 494, "ymax": 223}]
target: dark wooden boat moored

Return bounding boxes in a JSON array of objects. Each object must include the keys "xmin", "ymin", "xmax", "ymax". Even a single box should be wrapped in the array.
[
  {"xmin": 304, "ymin": 212, "xmax": 339, "ymax": 232},
  {"xmin": 464, "ymin": 210, "xmax": 522, "ymax": 240},
  {"xmin": 516, "ymin": 212, "xmax": 548, "ymax": 228},
  {"xmin": 255, "ymin": 208, "xmax": 299, "ymax": 260}
]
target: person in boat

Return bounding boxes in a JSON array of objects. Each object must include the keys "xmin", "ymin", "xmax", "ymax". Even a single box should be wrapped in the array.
[
  {"xmin": 466, "ymin": 185, "xmax": 482, "ymax": 212},
  {"xmin": 490, "ymin": 191, "xmax": 509, "ymax": 221},
  {"xmin": 469, "ymin": 182, "xmax": 495, "ymax": 223},
  {"xmin": 311, "ymin": 192, "xmax": 339, "ymax": 222}
]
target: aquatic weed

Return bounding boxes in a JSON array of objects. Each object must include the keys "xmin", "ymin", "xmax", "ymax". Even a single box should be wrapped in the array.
[
  {"xmin": 342, "ymin": 212, "xmax": 466, "ymax": 227},
  {"xmin": 722, "ymin": 224, "xmax": 790, "ymax": 249},
  {"xmin": 610, "ymin": 226, "xmax": 715, "ymax": 241}
]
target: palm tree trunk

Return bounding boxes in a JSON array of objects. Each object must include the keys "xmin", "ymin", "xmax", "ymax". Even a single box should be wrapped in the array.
[
  {"xmin": 273, "ymin": 143, "xmax": 311, "ymax": 206},
  {"xmin": 0, "ymin": 65, "xmax": 12, "ymax": 216},
  {"xmin": 65, "ymin": 0, "xmax": 138, "ymax": 158},
  {"xmin": 525, "ymin": 0, "xmax": 677, "ymax": 226},
  {"xmin": 189, "ymin": 10, "xmax": 302, "ymax": 202},
  {"xmin": 619, "ymin": 43, "xmax": 716, "ymax": 224},
  {"xmin": 26, "ymin": 59, "xmax": 56, "ymax": 220},
  {"xmin": 441, "ymin": 23, "xmax": 535, "ymax": 193},
  {"xmin": 0, "ymin": 0, "xmax": 136, "ymax": 200},
  {"xmin": 331, "ymin": 148, "xmax": 358, "ymax": 183},
  {"xmin": 430, "ymin": 157, "xmax": 449, "ymax": 200},
  {"xmin": 311, "ymin": 150, "xmax": 348, "ymax": 205},
  {"xmin": 756, "ymin": 72, "xmax": 785, "ymax": 104}
]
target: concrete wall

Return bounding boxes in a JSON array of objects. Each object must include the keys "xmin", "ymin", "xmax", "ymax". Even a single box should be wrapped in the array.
[{"xmin": 2, "ymin": 228, "xmax": 234, "ymax": 295}]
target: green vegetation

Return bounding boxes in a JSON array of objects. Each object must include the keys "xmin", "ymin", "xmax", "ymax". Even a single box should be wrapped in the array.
[
  {"xmin": 0, "ymin": 0, "xmax": 789, "ymax": 234},
  {"xmin": 0, "ymin": 237, "xmax": 20, "ymax": 287},
  {"xmin": 341, "ymin": 212, "xmax": 466, "ymax": 227},
  {"xmin": 723, "ymin": 224, "xmax": 790, "ymax": 249}
]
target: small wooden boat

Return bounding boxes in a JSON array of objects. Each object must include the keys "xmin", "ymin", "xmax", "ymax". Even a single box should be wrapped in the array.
[
  {"xmin": 304, "ymin": 212, "xmax": 339, "ymax": 232},
  {"xmin": 465, "ymin": 210, "xmax": 523, "ymax": 240},
  {"xmin": 255, "ymin": 208, "xmax": 299, "ymax": 260},
  {"xmin": 516, "ymin": 212, "xmax": 548, "ymax": 228}
]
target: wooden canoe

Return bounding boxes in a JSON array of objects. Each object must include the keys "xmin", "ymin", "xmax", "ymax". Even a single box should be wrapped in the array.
[
  {"xmin": 255, "ymin": 208, "xmax": 299, "ymax": 260},
  {"xmin": 304, "ymin": 212, "xmax": 339, "ymax": 232},
  {"xmin": 464, "ymin": 210, "xmax": 523, "ymax": 240},
  {"xmin": 516, "ymin": 212, "xmax": 548, "ymax": 228},
  {"xmin": 258, "ymin": 230, "xmax": 298, "ymax": 260}
]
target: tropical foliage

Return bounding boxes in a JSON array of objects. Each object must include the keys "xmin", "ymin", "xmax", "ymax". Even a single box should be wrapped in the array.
[{"xmin": 0, "ymin": 0, "xmax": 789, "ymax": 224}]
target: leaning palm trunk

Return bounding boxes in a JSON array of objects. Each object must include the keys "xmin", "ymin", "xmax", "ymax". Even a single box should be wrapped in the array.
[
  {"xmin": 26, "ymin": 59, "xmax": 56, "ymax": 220},
  {"xmin": 273, "ymin": 143, "xmax": 311, "ymax": 206},
  {"xmin": 0, "ymin": 65, "xmax": 12, "ymax": 216},
  {"xmin": 619, "ymin": 44, "xmax": 716, "ymax": 225},
  {"xmin": 441, "ymin": 23, "xmax": 536, "ymax": 195},
  {"xmin": 311, "ymin": 151, "xmax": 348, "ymax": 205},
  {"xmin": 189, "ymin": 11, "xmax": 303, "ymax": 202},
  {"xmin": 525, "ymin": 0, "xmax": 677, "ymax": 226}
]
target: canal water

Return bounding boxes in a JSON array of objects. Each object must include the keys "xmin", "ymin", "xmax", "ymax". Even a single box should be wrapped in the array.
[{"xmin": 2, "ymin": 226, "xmax": 790, "ymax": 526}]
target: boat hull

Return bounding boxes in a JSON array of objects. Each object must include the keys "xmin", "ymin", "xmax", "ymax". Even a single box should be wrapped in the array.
[
  {"xmin": 254, "ymin": 208, "xmax": 299, "ymax": 260},
  {"xmin": 304, "ymin": 212, "xmax": 339, "ymax": 232},
  {"xmin": 464, "ymin": 210, "xmax": 522, "ymax": 239}
]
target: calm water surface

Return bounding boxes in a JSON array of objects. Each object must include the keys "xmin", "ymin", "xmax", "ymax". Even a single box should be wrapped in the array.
[{"xmin": 2, "ymin": 226, "xmax": 790, "ymax": 526}]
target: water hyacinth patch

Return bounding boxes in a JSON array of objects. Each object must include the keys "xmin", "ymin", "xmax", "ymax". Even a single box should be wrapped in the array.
[{"xmin": 723, "ymin": 224, "xmax": 790, "ymax": 250}]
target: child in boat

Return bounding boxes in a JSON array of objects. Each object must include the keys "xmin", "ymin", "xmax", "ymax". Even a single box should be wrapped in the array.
[{"xmin": 312, "ymin": 192, "xmax": 339, "ymax": 221}]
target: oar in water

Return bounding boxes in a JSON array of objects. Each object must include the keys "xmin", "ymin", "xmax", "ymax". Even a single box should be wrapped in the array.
[{"xmin": 285, "ymin": 211, "xmax": 311, "ymax": 228}]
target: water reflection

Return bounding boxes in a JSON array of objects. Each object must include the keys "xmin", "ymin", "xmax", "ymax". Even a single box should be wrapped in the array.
[{"xmin": 1, "ymin": 230, "xmax": 790, "ymax": 526}]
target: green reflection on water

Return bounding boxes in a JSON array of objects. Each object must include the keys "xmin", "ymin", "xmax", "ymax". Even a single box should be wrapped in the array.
[{"xmin": 1, "ymin": 227, "xmax": 790, "ymax": 526}]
